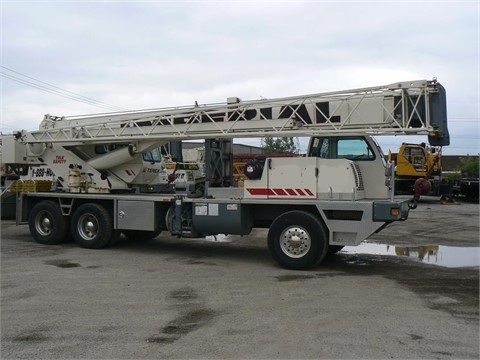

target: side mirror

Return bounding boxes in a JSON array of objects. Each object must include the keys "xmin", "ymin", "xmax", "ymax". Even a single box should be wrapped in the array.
[{"xmin": 385, "ymin": 161, "xmax": 394, "ymax": 177}]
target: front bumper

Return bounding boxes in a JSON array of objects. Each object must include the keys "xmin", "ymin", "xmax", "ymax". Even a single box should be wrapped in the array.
[{"xmin": 372, "ymin": 199, "xmax": 410, "ymax": 222}]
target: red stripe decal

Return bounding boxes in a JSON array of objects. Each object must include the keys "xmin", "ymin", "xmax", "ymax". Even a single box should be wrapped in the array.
[
  {"xmin": 273, "ymin": 188, "xmax": 287, "ymax": 196},
  {"xmin": 247, "ymin": 188, "xmax": 274, "ymax": 196},
  {"xmin": 247, "ymin": 188, "xmax": 315, "ymax": 196},
  {"xmin": 296, "ymin": 188, "xmax": 305, "ymax": 196},
  {"xmin": 286, "ymin": 188, "xmax": 296, "ymax": 196}
]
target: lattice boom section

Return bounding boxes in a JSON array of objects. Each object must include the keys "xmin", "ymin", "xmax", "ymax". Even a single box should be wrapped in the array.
[{"xmin": 22, "ymin": 79, "xmax": 444, "ymax": 143}]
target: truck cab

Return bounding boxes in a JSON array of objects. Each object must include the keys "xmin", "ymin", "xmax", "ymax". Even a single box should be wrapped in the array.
[{"xmin": 307, "ymin": 135, "xmax": 389, "ymax": 199}]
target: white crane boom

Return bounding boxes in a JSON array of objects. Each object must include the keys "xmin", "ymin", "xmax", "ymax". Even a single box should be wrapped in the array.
[{"xmin": 17, "ymin": 79, "xmax": 449, "ymax": 147}]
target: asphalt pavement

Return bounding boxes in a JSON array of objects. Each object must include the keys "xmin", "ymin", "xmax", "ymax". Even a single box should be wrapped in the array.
[{"xmin": 1, "ymin": 198, "xmax": 479, "ymax": 359}]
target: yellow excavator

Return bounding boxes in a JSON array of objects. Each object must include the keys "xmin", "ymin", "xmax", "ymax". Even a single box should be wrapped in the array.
[{"xmin": 388, "ymin": 142, "xmax": 442, "ymax": 198}]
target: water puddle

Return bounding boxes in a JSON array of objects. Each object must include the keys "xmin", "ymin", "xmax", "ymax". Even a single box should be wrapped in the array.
[
  {"xmin": 341, "ymin": 243, "xmax": 480, "ymax": 268},
  {"xmin": 189, "ymin": 234, "xmax": 480, "ymax": 268}
]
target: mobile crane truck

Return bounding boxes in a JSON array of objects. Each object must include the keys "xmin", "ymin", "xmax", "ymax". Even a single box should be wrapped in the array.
[{"xmin": 2, "ymin": 79, "xmax": 449, "ymax": 269}]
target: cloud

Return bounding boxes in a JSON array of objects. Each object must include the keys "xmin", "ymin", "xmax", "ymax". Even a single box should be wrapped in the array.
[{"xmin": 1, "ymin": 1, "xmax": 478, "ymax": 155}]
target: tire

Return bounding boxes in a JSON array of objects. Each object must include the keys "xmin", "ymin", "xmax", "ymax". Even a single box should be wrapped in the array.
[
  {"xmin": 268, "ymin": 210, "xmax": 328, "ymax": 270},
  {"xmin": 28, "ymin": 200, "xmax": 69, "ymax": 245},
  {"xmin": 327, "ymin": 245, "xmax": 345, "ymax": 254},
  {"xmin": 71, "ymin": 203, "xmax": 113, "ymax": 249},
  {"xmin": 244, "ymin": 161, "xmax": 263, "ymax": 180},
  {"xmin": 122, "ymin": 229, "xmax": 161, "ymax": 241}
]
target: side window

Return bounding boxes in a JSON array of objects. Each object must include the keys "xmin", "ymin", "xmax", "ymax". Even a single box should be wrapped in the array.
[
  {"xmin": 143, "ymin": 151, "xmax": 153, "ymax": 162},
  {"xmin": 309, "ymin": 137, "xmax": 375, "ymax": 161},
  {"xmin": 408, "ymin": 147, "xmax": 425, "ymax": 171},
  {"xmin": 95, "ymin": 144, "xmax": 110, "ymax": 154},
  {"xmin": 143, "ymin": 148, "xmax": 162, "ymax": 163},
  {"xmin": 309, "ymin": 137, "xmax": 330, "ymax": 158},
  {"xmin": 95, "ymin": 143, "xmax": 127, "ymax": 154},
  {"xmin": 337, "ymin": 138, "xmax": 375, "ymax": 160}
]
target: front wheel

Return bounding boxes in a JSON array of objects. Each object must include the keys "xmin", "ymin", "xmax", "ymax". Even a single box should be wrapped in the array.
[
  {"xmin": 268, "ymin": 211, "xmax": 328, "ymax": 270},
  {"xmin": 71, "ymin": 203, "xmax": 113, "ymax": 249}
]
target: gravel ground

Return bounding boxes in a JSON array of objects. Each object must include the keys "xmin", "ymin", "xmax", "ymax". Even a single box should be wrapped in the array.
[{"xmin": 1, "ymin": 198, "xmax": 478, "ymax": 359}]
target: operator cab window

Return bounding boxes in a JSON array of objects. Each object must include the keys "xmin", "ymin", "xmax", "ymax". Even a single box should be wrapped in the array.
[
  {"xmin": 405, "ymin": 147, "xmax": 425, "ymax": 162},
  {"xmin": 94, "ymin": 144, "xmax": 163, "ymax": 164},
  {"xmin": 143, "ymin": 148, "xmax": 162, "ymax": 163},
  {"xmin": 309, "ymin": 137, "xmax": 375, "ymax": 161},
  {"xmin": 94, "ymin": 143, "xmax": 127, "ymax": 154}
]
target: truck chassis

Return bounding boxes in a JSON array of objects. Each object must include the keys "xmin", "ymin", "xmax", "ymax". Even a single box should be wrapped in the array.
[{"xmin": 18, "ymin": 190, "xmax": 409, "ymax": 270}]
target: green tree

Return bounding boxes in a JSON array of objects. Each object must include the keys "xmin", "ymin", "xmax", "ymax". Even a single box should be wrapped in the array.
[
  {"xmin": 459, "ymin": 155, "xmax": 479, "ymax": 177},
  {"xmin": 262, "ymin": 137, "xmax": 298, "ymax": 154}
]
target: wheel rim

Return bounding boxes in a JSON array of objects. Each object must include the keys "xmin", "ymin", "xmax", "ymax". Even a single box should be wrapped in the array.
[
  {"xmin": 35, "ymin": 210, "xmax": 53, "ymax": 236},
  {"xmin": 279, "ymin": 225, "xmax": 311, "ymax": 258},
  {"xmin": 77, "ymin": 213, "xmax": 99, "ymax": 241}
]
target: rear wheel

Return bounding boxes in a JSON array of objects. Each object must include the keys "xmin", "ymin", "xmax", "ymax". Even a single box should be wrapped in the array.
[
  {"xmin": 71, "ymin": 203, "xmax": 113, "ymax": 249},
  {"xmin": 28, "ymin": 200, "xmax": 68, "ymax": 245},
  {"xmin": 268, "ymin": 210, "xmax": 328, "ymax": 270}
]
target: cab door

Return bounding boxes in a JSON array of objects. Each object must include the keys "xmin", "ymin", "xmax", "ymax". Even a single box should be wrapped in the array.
[{"xmin": 267, "ymin": 157, "xmax": 317, "ymax": 199}]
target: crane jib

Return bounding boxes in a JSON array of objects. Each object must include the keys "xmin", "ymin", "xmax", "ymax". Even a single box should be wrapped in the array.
[{"xmin": 21, "ymin": 79, "xmax": 449, "ymax": 147}]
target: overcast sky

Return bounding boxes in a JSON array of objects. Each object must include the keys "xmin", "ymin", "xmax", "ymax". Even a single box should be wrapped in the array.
[{"xmin": 1, "ymin": 0, "xmax": 478, "ymax": 155}]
